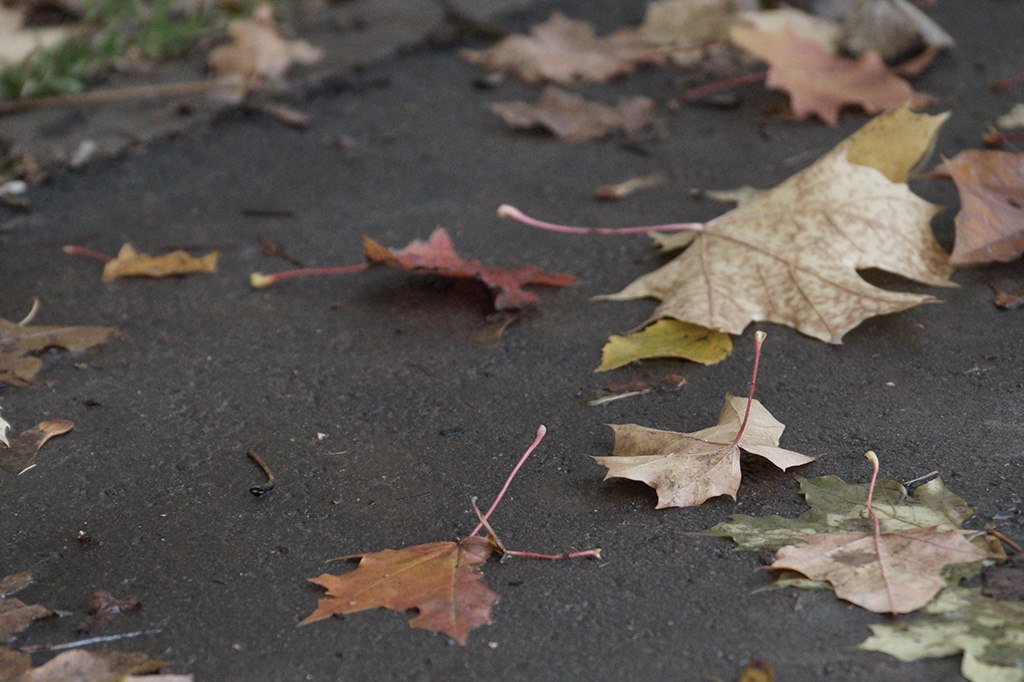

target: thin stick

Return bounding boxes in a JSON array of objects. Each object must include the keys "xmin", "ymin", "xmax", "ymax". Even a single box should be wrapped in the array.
[
  {"xmin": 989, "ymin": 71, "xmax": 1024, "ymax": 90},
  {"xmin": 250, "ymin": 263, "xmax": 368, "ymax": 289},
  {"xmin": 0, "ymin": 79, "xmax": 239, "ymax": 116},
  {"xmin": 17, "ymin": 297, "xmax": 40, "ymax": 326},
  {"xmin": 732, "ymin": 331, "xmax": 767, "ymax": 447},
  {"xmin": 468, "ymin": 425, "xmax": 546, "ymax": 538},
  {"xmin": 247, "ymin": 450, "xmax": 276, "ymax": 496},
  {"xmin": 18, "ymin": 629, "xmax": 162, "ymax": 653},
  {"xmin": 504, "ymin": 548, "xmax": 602, "ymax": 561},
  {"xmin": 986, "ymin": 525, "xmax": 1023, "ymax": 553},
  {"xmin": 864, "ymin": 451, "xmax": 896, "ymax": 612},
  {"xmin": 497, "ymin": 204, "xmax": 705, "ymax": 236},
  {"xmin": 678, "ymin": 71, "xmax": 767, "ymax": 101},
  {"xmin": 63, "ymin": 245, "xmax": 113, "ymax": 263},
  {"xmin": 901, "ymin": 470, "xmax": 939, "ymax": 488}
]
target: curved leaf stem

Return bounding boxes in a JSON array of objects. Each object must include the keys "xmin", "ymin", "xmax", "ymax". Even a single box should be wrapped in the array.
[
  {"xmin": 732, "ymin": 331, "xmax": 766, "ymax": 447},
  {"xmin": 865, "ymin": 450, "xmax": 896, "ymax": 612},
  {"xmin": 469, "ymin": 425, "xmax": 546, "ymax": 538},
  {"xmin": 250, "ymin": 263, "xmax": 368, "ymax": 288},
  {"xmin": 497, "ymin": 204, "xmax": 705, "ymax": 236}
]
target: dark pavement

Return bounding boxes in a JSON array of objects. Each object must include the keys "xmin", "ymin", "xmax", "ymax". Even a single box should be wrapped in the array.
[{"xmin": 2, "ymin": 1, "xmax": 1023, "ymax": 680}]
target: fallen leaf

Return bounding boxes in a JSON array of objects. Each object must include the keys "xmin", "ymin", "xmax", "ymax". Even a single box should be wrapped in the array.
[
  {"xmin": 638, "ymin": 0, "xmax": 759, "ymax": 49},
  {"xmin": 0, "ymin": 648, "xmax": 191, "ymax": 681},
  {"xmin": 598, "ymin": 145, "xmax": 953, "ymax": 343},
  {"xmin": 730, "ymin": 16, "xmax": 929, "ymax": 125},
  {"xmin": 460, "ymin": 12, "xmax": 670, "ymax": 85},
  {"xmin": 935, "ymin": 150, "xmax": 1024, "ymax": 267},
  {"xmin": 301, "ymin": 537, "xmax": 496, "ymax": 645},
  {"xmin": 598, "ymin": 319, "xmax": 732, "ymax": 371},
  {"xmin": 0, "ymin": 419, "xmax": 73, "ymax": 474},
  {"xmin": 704, "ymin": 474, "xmax": 975, "ymax": 551},
  {"xmin": 594, "ymin": 172, "xmax": 666, "ymax": 201},
  {"xmin": 490, "ymin": 86, "xmax": 657, "ymax": 143},
  {"xmin": 586, "ymin": 373, "xmax": 686, "ymax": 406},
  {"xmin": 983, "ymin": 553, "xmax": 1024, "ymax": 600},
  {"xmin": 843, "ymin": 104, "xmax": 949, "ymax": 183},
  {"xmin": 737, "ymin": 658, "xmax": 775, "ymax": 682},
  {"xmin": 361, "ymin": 227, "xmax": 575, "ymax": 311},
  {"xmin": 77, "ymin": 591, "xmax": 142, "ymax": 634},
  {"xmin": 1, "ymin": 315, "xmax": 117, "ymax": 386},
  {"xmin": 860, "ymin": 587, "xmax": 1024, "ymax": 682},
  {"xmin": 207, "ymin": 3, "xmax": 322, "ymax": 89},
  {"xmin": 768, "ymin": 526, "xmax": 989, "ymax": 613},
  {"xmin": 734, "ymin": 8, "xmax": 841, "ymax": 54},
  {"xmin": 997, "ymin": 103, "xmax": 1024, "ymax": 130},
  {"xmin": 990, "ymin": 282, "xmax": 1024, "ymax": 310},
  {"xmin": 96, "ymin": 244, "xmax": 219, "ymax": 281},
  {"xmin": 594, "ymin": 392, "xmax": 814, "ymax": 509}
]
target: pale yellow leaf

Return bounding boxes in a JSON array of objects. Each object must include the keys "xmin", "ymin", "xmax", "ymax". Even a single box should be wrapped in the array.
[{"xmin": 597, "ymin": 319, "xmax": 732, "ymax": 371}]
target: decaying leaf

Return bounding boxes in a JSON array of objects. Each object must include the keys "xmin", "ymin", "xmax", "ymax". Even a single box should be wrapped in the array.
[
  {"xmin": 207, "ymin": 3, "xmax": 322, "ymax": 89},
  {"xmin": 362, "ymin": 228, "xmax": 575, "ymax": 311},
  {"xmin": 730, "ymin": 14, "xmax": 929, "ymax": 125},
  {"xmin": 595, "ymin": 392, "xmax": 814, "ymax": 509},
  {"xmin": 638, "ymin": 0, "xmax": 758, "ymax": 48},
  {"xmin": 0, "ymin": 419, "xmax": 73, "ymax": 474},
  {"xmin": 97, "ymin": 244, "xmax": 219, "ymax": 282},
  {"xmin": 461, "ymin": 12, "xmax": 670, "ymax": 85},
  {"xmin": 843, "ymin": 104, "xmax": 948, "ymax": 182},
  {"xmin": 860, "ymin": 587, "xmax": 1024, "ymax": 682},
  {"xmin": 77, "ymin": 590, "xmax": 142, "ymax": 634},
  {"xmin": 599, "ymin": 145, "xmax": 953, "ymax": 343},
  {"xmin": 0, "ymin": 647, "xmax": 191, "ymax": 681},
  {"xmin": 935, "ymin": 150, "xmax": 1024, "ymax": 267},
  {"xmin": 490, "ymin": 87, "xmax": 657, "ymax": 143},
  {"xmin": 0, "ymin": 571, "xmax": 57, "ymax": 643},
  {"xmin": 768, "ymin": 526, "xmax": 989, "ymax": 613},
  {"xmin": 1, "ymin": 315, "xmax": 117, "ymax": 386},
  {"xmin": 598, "ymin": 319, "xmax": 732, "ymax": 371},
  {"xmin": 704, "ymin": 474, "xmax": 975, "ymax": 551},
  {"xmin": 301, "ymin": 537, "xmax": 497, "ymax": 645}
]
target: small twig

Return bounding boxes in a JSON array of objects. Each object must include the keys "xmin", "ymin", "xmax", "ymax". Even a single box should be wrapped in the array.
[
  {"xmin": 0, "ymin": 79, "xmax": 239, "ymax": 116},
  {"xmin": 18, "ymin": 629, "xmax": 162, "ymax": 653},
  {"xmin": 901, "ymin": 470, "xmax": 939, "ymax": 488},
  {"xmin": 504, "ymin": 548, "xmax": 602, "ymax": 561},
  {"xmin": 986, "ymin": 525, "xmax": 1024, "ymax": 553},
  {"xmin": 864, "ymin": 451, "xmax": 896, "ymax": 613},
  {"xmin": 250, "ymin": 263, "xmax": 368, "ymax": 289},
  {"xmin": 17, "ymin": 297, "xmax": 40, "ymax": 326},
  {"xmin": 678, "ymin": 71, "xmax": 767, "ymax": 102},
  {"xmin": 732, "ymin": 331, "xmax": 767, "ymax": 448},
  {"xmin": 468, "ymin": 425, "xmax": 546, "ymax": 538},
  {"xmin": 497, "ymin": 204, "xmax": 705, "ymax": 236},
  {"xmin": 247, "ymin": 450, "xmax": 276, "ymax": 496},
  {"xmin": 63, "ymin": 245, "xmax": 113, "ymax": 263}
]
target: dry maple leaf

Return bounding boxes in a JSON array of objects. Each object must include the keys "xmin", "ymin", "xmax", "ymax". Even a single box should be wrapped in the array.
[
  {"xmin": 301, "ymin": 537, "xmax": 497, "ymax": 645},
  {"xmin": 730, "ymin": 16, "xmax": 929, "ymax": 126},
  {"xmin": 460, "ymin": 12, "xmax": 670, "ymax": 85},
  {"xmin": 594, "ymin": 333, "xmax": 814, "ymax": 508},
  {"xmin": 934, "ymin": 150, "xmax": 1024, "ymax": 267},
  {"xmin": 0, "ymin": 313, "xmax": 117, "ymax": 387},
  {"xmin": 0, "ymin": 419, "xmax": 73, "ymax": 475},
  {"xmin": 99, "ymin": 244, "xmax": 219, "ymax": 281},
  {"xmin": 490, "ymin": 87, "xmax": 657, "ymax": 143}
]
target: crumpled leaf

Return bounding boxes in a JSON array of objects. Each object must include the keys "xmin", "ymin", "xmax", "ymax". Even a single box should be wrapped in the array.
[
  {"xmin": 97, "ymin": 244, "xmax": 219, "ymax": 282},
  {"xmin": 460, "ymin": 12, "xmax": 671, "ymax": 85},
  {"xmin": 1, "ymin": 316, "xmax": 117, "ymax": 387},
  {"xmin": 0, "ymin": 571, "xmax": 57, "ymax": 643},
  {"xmin": 594, "ymin": 394, "xmax": 814, "ymax": 509},
  {"xmin": 600, "ymin": 144, "xmax": 954, "ymax": 343},
  {"xmin": 598, "ymin": 319, "xmax": 732, "ymax": 371},
  {"xmin": 362, "ymin": 227, "xmax": 575, "ymax": 311},
  {"xmin": 704, "ymin": 474, "xmax": 974, "ymax": 551},
  {"xmin": 935, "ymin": 150, "xmax": 1024, "ymax": 267},
  {"xmin": 300, "ymin": 536, "xmax": 497, "ymax": 645},
  {"xmin": 490, "ymin": 86, "xmax": 656, "ymax": 143},
  {"xmin": 730, "ymin": 14, "xmax": 929, "ymax": 126},
  {"xmin": 860, "ymin": 587, "xmax": 1024, "ymax": 682},
  {"xmin": 0, "ymin": 419, "xmax": 73, "ymax": 474},
  {"xmin": 0, "ymin": 647, "xmax": 192, "ymax": 681},
  {"xmin": 768, "ymin": 526, "xmax": 990, "ymax": 613},
  {"xmin": 638, "ymin": 0, "xmax": 759, "ymax": 48},
  {"xmin": 207, "ymin": 3, "xmax": 322, "ymax": 89}
]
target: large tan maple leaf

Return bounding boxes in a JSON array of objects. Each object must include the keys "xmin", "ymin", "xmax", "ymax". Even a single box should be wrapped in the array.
[{"xmin": 599, "ymin": 146, "xmax": 954, "ymax": 343}]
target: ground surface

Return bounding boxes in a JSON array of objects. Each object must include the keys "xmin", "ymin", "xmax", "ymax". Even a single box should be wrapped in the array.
[{"xmin": 1, "ymin": 1, "xmax": 1023, "ymax": 680}]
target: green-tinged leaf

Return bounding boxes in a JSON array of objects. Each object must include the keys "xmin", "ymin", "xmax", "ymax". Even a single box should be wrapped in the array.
[
  {"xmin": 860, "ymin": 587, "xmax": 1024, "ymax": 682},
  {"xmin": 597, "ymin": 320, "xmax": 732, "ymax": 371}
]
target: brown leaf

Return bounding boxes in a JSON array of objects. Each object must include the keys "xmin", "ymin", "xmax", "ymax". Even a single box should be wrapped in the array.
[
  {"xmin": 362, "ymin": 227, "xmax": 575, "ymax": 311},
  {"xmin": 0, "ymin": 419, "xmax": 73, "ymax": 474},
  {"xmin": 77, "ymin": 590, "xmax": 142, "ymax": 634},
  {"xmin": 936, "ymin": 150, "xmax": 1024, "ymax": 267},
  {"xmin": 600, "ymin": 145, "xmax": 954, "ymax": 343},
  {"xmin": 769, "ymin": 526, "xmax": 991, "ymax": 613},
  {"xmin": 461, "ymin": 12, "xmax": 670, "ymax": 85},
  {"xmin": 100, "ymin": 244, "xmax": 219, "ymax": 281},
  {"xmin": 0, "ymin": 316, "xmax": 117, "ymax": 387},
  {"xmin": 594, "ymin": 395, "xmax": 814, "ymax": 509},
  {"xmin": 490, "ymin": 86, "xmax": 656, "ymax": 143},
  {"xmin": 300, "ymin": 536, "xmax": 497, "ymax": 645},
  {"xmin": 730, "ymin": 19, "xmax": 929, "ymax": 126}
]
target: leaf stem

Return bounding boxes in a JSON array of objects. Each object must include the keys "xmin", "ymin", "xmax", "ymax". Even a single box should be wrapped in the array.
[
  {"xmin": 497, "ymin": 204, "xmax": 705, "ymax": 236},
  {"xmin": 865, "ymin": 450, "xmax": 896, "ymax": 612},
  {"xmin": 63, "ymin": 245, "xmax": 113, "ymax": 263},
  {"xmin": 732, "ymin": 331, "xmax": 766, "ymax": 448},
  {"xmin": 678, "ymin": 71, "xmax": 767, "ymax": 101},
  {"xmin": 469, "ymin": 425, "xmax": 546, "ymax": 538},
  {"xmin": 250, "ymin": 263, "xmax": 369, "ymax": 289}
]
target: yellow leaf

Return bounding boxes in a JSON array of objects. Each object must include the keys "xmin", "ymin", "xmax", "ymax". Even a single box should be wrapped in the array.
[
  {"xmin": 598, "ymin": 319, "xmax": 732, "ymax": 371},
  {"xmin": 843, "ymin": 103, "xmax": 950, "ymax": 182},
  {"xmin": 101, "ymin": 244, "xmax": 219, "ymax": 281}
]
